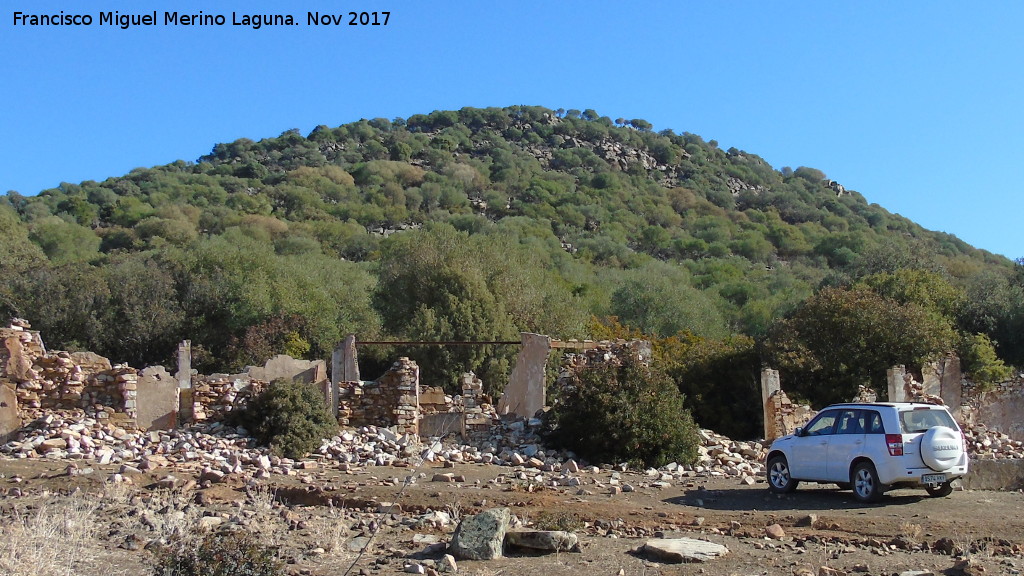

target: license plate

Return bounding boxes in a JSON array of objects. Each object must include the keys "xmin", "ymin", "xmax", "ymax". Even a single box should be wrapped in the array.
[{"xmin": 922, "ymin": 473, "xmax": 946, "ymax": 484}]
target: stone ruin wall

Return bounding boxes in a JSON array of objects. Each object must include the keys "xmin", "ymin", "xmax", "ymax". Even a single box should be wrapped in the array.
[
  {"xmin": 10, "ymin": 315, "xmax": 1024, "ymax": 450},
  {"xmin": 2, "ymin": 322, "xmax": 138, "ymax": 427},
  {"xmin": 336, "ymin": 361, "xmax": 497, "ymax": 439},
  {"xmin": 552, "ymin": 339, "xmax": 653, "ymax": 392},
  {"xmin": 961, "ymin": 378, "xmax": 1024, "ymax": 439},
  {"xmin": 0, "ymin": 321, "xmax": 332, "ymax": 438}
]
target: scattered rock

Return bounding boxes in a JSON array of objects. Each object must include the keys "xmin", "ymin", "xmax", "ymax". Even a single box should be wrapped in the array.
[{"xmin": 765, "ymin": 523, "xmax": 786, "ymax": 540}]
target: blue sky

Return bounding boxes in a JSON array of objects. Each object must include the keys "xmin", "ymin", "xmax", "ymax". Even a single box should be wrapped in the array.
[{"xmin": 3, "ymin": 1, "xmax": 1023, "ymax": 259}]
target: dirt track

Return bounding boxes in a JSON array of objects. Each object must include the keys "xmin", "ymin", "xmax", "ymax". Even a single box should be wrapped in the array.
[{"xmin": 2, "ymin": 457, "xmax": 1024, "ymax": 576}]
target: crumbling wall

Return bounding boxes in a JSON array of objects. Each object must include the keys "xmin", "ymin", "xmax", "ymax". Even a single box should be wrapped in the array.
[
  {"xmin": 961, "ymin": 378, "xmax": 1024, "ymax": 439},
  {"xmin": 549, "ymin": 339, "xmax": 652, "ymax": 407},
  {"xmin": 763, "ymin": 389, "xmax": 814, "ymax": 442},
  {"xmin": 2, "ymin": 321, "xmax": 137, "ymax": 426},
  {"xmin": 338, "ymin": 357, "xmax": 420, "ymax": 435},
  {"xmin": 460, "ymin": 372, "xmax": 494, "ymax": 439}
]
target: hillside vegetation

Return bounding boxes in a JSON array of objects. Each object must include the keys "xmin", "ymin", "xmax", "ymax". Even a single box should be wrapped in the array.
[{"xmin": 2, "ymin": 106, "xmax": 1022, "ymax": 437}]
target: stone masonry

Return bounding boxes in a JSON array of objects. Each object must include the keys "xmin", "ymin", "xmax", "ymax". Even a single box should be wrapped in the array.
[{"xmin": 338, "ymin": 357, "xmax": 420, "ymax": 435}]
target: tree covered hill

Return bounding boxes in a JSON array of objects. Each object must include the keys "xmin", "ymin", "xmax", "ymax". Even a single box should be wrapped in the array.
[{"xmin": 2, "ymin": 106, "xmax": 1022, "ymax": 435}]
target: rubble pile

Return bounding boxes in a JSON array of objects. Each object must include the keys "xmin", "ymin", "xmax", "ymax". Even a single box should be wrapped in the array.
[
  {"xmin": 965, "ymin": 424, "xmax": 1024, "ymax": 459},
  {"xmin": 1, "ymin": 406, "xmax": 772, "ymax": 487}
]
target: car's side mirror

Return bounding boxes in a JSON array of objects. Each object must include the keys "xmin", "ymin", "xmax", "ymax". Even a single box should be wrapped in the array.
[{"xmin": 794, "ymin": 426, "xmax": 804, "ymax": 437}]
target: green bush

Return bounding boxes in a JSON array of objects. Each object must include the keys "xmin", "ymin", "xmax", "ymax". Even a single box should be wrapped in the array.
[
  {"xmin": 234, "ymin": 378, "xmax": 336, "ymax": 459},
  {"xmin": 151, "ymin": 531, "xmax": 285, "ymax": 576},
  {"xmin": 544, "ymin": 356, "xmax": 700, "ymax": 468},
  {"xmin": 959, "ymin": 333, "xmax": 1013, "ymax": 393}
]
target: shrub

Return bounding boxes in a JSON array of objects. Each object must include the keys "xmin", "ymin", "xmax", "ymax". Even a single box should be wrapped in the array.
[
  {"xmin": 533, "ymin": 511, "xmax": 584, "ymax": 532},
  {"xmin": 959, "ymin": 333, "xmax": 1013, "ymax": 393},
  {"xmin": 233, "ymin": 378, "xmax": 336, "ymax": 459},
  {"xmin": 151, "ymin": 531, "xmax": 285, "ymax": 576},
  {"xmin": 544, "ymin": 355, "xmax": 700, "ymax": 468}
]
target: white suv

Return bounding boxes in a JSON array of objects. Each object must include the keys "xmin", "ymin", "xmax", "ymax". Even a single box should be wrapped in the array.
[{"xmin": 765, "ymin": 402, "xmax": 969, "ymax": 503}]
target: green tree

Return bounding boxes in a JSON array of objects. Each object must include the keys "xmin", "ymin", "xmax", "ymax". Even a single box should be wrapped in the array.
[
  {"xmin": 373, "ymin": 224, "xmax": 518, "ymax": 390},
  {"xmin": 544, "ymin": 355, "xmax": 699, "ymax": 468},
  {"xmin": 610, "ymin": 262, "xmax": 729, "ymax": 339},
  {"xmin": 29, "ymin": 216, "xmax": 101, "ymax": 263},
  {"xmin": 958, "ymin": 333, "xmax": 1012, "ymax": 392},
  {"xmin": 0, "ymin": 206, "xmax": 45, "ymax": 272},
  {"xmin": 765, "ymin": 286, "xmax": 957, "ymax": 405}
]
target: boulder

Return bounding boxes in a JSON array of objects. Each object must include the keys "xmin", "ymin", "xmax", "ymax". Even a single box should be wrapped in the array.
[
  {"xmin": 640, "ymin": 538, "xmax": 729, "ymax": 563},
  {"xmin": 449, "ymin": 507, "xmax": 510, "ymax": 561}
]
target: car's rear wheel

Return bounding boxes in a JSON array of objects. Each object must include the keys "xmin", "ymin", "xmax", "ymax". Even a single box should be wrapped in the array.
[
  {"xmin": 767, "ymin": 454, "xmax": 798, "ymax": 493},
  {"xmin": 851, "ymin": 462, "xmax": 883, "ymax": 503},
  {"xmin": 925, "ymin": 481, "xmax": 954, "ymax": 497}
]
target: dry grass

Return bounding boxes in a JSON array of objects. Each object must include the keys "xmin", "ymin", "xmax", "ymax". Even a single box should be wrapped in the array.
[
  {"xmin": 308, "ymin": 513, "xmax": 350, "ymax": 554},
  {"xmin": 0, "ymin": 495, "xmax": 100, "ymax": 576},
  {"xmin": 246, "ymin": 484, "xmax": 277, "ymax": 512},
  {"xmin": 900, "ymin": 521, "xmax": 923, "ymax": 542}
]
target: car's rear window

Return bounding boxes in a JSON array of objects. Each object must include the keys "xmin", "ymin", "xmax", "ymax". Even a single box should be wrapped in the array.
[{"xmin": 899, "ymin": 408, "xmax": 957, "ymax": 433}]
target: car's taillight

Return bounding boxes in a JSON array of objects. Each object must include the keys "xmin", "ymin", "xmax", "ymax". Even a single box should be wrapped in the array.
[{"xmin": 886, "ymin": 434, "xmax": 904, "ymax": 456}]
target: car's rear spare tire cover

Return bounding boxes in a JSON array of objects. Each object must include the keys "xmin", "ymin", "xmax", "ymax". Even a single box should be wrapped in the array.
[{"xmin": 920, "ymin": 426, "xmax": 963, "ymax": 470}]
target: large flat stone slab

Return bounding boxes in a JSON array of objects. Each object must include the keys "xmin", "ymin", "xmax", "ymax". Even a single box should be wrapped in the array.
[
  {"xmin": 641, "ymin": 538, "xmax": 729, "ymax": 563},
  {"xmin": 505, "ymin": 530, "xmax": 578, "ymax": 552}
]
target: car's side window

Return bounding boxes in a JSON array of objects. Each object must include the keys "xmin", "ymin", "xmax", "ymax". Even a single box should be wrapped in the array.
[
  {"xmin": 837, "ymin": 410, "xmax": 864, "ymax": 434},
  {"xmin": 864, "ymin": 410, "xmax": 885, "ymax": 434},
  {"xmin": 805, "ymin": 411, "xmax": 838, "ymax": 436}
]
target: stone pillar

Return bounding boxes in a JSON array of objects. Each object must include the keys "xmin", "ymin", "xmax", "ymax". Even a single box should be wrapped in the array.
[
  {"xmin": 921, "ymin": 361, "xmax": 943, "ymax": 398},
  {"xmin": 939, "ymin": 355, "xmax": 963, "ymax": 413},
  {"xmin": 761, "ymin": 368, "xmax": 781, "ymax": 441},
  {"xmin": 332, "ymin": 335, "xmax": 359, "ymax": 418},
  {"xmin": 176, "ymin": 341, "xmax": 192, "ymax": 425},
  {"xmin": 391, "ymin": 357, "xmax": 419, "ymax": 435},
  {"xmin": 462, "ymin": 372, "xmax": 490, "ymax": 437},
  {"xmin": 887, "ymin": 365, "xmax": 907, "ymax": 402},
  {"xmin": 497, "ymin": 333, "xmax": 552, "ymax": 418}
]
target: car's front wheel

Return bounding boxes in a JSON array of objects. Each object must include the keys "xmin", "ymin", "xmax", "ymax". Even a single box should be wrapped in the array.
[
  {"xmin": 925, "ymin": 481, "xmax": 954, "ymax": 497},
  {"xmin": 767, "ymin": 454, "xmax": 798, "ymax": 493},
  {"xmin": 851, "ymin": 461, "xmax": 883, "ymax": 503}
]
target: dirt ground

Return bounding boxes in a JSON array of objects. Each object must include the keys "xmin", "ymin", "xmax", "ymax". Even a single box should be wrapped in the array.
[{"xmin": 2, "ymin": 456, "xmax": 1023, "ymax": 576}]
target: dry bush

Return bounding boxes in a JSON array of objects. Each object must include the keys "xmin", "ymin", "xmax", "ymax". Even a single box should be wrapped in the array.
[
  {"xmin": 246, "ymin": 484, "xmax": 278, "ymax": 512},
  {"xmin": 533, "ymin": 510, "xmax": 584, "ymax": 532},
  {"xmin": 900, "ymin": 521, "xmax": 923, "ymax": 542}
]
